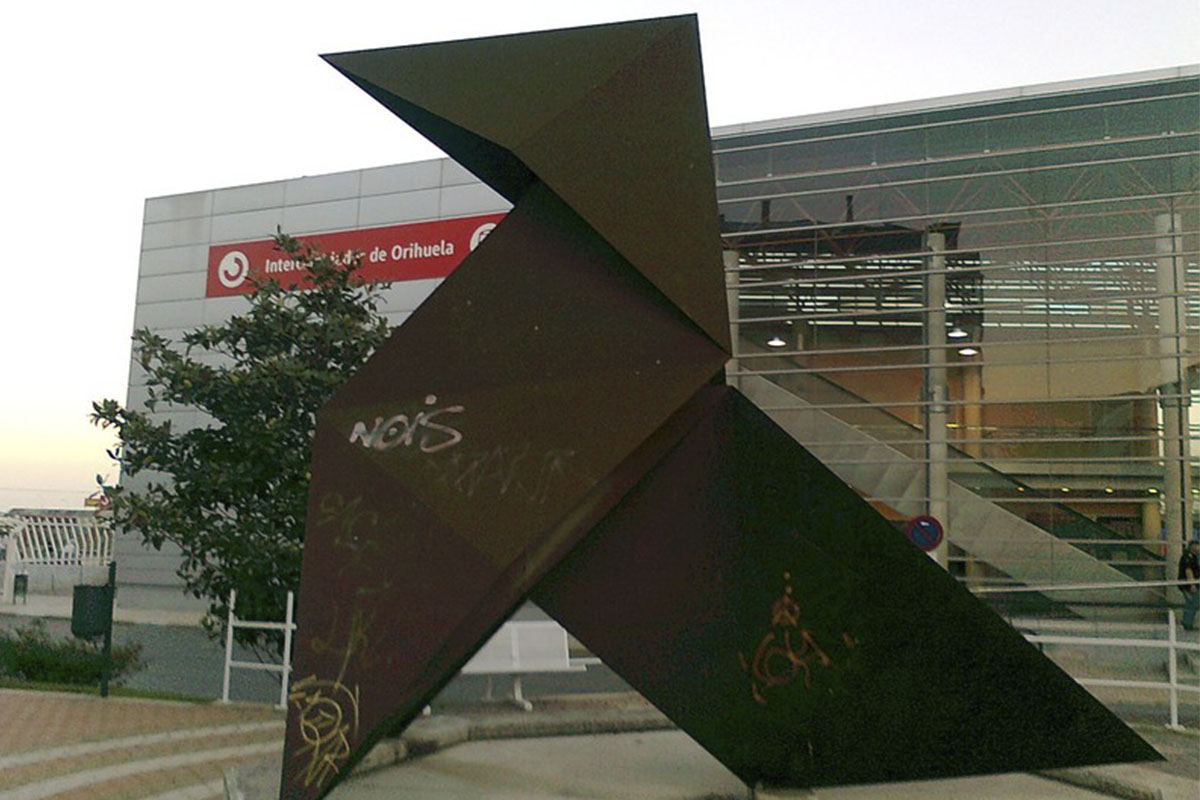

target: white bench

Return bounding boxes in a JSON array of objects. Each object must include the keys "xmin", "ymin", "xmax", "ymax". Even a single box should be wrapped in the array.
[{"xmin": 460, "ymin": 621, "xmax": 587, "ymax": 710}]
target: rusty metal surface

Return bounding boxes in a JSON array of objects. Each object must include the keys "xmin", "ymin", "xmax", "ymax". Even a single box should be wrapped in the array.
[
  {"xmin": 322, "ymin": 16, "xmax": 729, "ymax": 350},
  {"xmin": 533, "ymin": 387, "xmax": 1160, "ymax": 786},
  {"xmin": 282, "ymin": 16, "xmax": 1156, "ymax": 800}
]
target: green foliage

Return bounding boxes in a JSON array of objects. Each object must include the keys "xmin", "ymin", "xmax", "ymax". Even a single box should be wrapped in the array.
[
  {"xmin": 0, "ymin": 620, "xmax": 144, "ymax": 686},
  {"xmin": 92, "ymin": 232, "xmax": 392, "ymax": 652}
]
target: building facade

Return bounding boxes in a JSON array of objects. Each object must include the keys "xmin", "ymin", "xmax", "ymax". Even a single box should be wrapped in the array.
[{"xmin": 128, "ymin": 67, "xmax": 1199, "ymax": 611}]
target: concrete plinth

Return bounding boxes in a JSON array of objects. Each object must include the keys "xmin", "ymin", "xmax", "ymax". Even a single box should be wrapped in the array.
[
  {"xmin": 753, "ymin": 784, "xmax": 817, "ymax": 799},
  {"xmin": 401, "ymin": 715, "xmax": 470, "ymax": 755}
]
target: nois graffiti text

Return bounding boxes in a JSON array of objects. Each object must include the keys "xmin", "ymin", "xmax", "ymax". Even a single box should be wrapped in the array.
[{"xmin": 349, "ymin": 395, "xmax": 464, "ymax": 454}]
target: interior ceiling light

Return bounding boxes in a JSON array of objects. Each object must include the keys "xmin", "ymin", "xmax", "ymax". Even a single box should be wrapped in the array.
[
  {"xmin": 948, "ymin": 325, "xmax": 969, "ymax": 339},
  {"xmin": 1104, "ymin": 487, "xmax": 1115, "ymax": 494},
  {"xmin": 1060, "ymin": 487, "xmax": 1071, "ymax": 493},
  {"xmin": 957, "ymin": 346, "xmax": 980, "ymax": 356},
  {"xmin": 1148, "ymin": 487, "xmax": 1158, "ymax": 494},
  {"xmin": 767, "ymin": 336, "xmax": 786, "ymax": 348}
]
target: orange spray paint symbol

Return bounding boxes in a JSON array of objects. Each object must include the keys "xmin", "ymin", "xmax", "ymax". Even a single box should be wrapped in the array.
[{"xmin": 739, "ymin": 571, "xmax": 851, "ymax": 706}]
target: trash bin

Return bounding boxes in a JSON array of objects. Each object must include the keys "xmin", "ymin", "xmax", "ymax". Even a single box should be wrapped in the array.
[{"xmin": 72, "ymin": 584, "xmax": 111, "ymax": 639}]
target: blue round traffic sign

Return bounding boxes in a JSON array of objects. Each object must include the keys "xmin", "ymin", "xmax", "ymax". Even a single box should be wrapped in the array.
[{"xmin": 906, "ymin": 515, "xmax": 944, "ymax": 552}]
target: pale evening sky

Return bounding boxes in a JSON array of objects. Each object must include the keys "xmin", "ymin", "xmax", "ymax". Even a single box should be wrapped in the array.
[{"xmin": 1, "ymin": 0, "xmax": 1196, "ymax": 510}]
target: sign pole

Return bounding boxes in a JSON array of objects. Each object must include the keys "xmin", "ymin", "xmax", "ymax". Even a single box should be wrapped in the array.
[{"xmin": 100, "ymin": 560, "xmax": 115, "ymax": 698}]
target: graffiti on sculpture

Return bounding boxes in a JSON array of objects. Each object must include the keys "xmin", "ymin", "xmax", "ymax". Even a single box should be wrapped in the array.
[
  {"xmin": 281, "ymin": 15, "xmax": 1159, "ymax": 800},
  {"xmin": 738, "ymin": 571, "xmax": 855, "ymax": 705}
]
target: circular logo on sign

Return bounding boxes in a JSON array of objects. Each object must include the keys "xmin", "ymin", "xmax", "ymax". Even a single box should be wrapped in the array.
[
  {"xmin": 217, "ymin": 251, "xmax": 250, "ymax": 289},
  {"xmin": 469, "ymin": 222, "xmax": 497, "ymax": 251}
]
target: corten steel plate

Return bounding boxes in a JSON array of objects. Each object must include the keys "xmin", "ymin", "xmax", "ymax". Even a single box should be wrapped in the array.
[
  {"xmin": 281, "ymin": 15, "xmax": 1157, "ymax": 800},
  {"xmin": 533, "ymin": 387, "xmax": 1159, "ymax": 786}
]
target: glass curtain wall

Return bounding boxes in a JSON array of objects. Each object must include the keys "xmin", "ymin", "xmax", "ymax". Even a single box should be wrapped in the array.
[{"xmin": 716, "ymin": 71, "xmax": 1199, "ymax": 614}]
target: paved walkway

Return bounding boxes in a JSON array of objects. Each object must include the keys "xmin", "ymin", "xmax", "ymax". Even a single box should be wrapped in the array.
[
  {"xmin": 2, "ymin": 592, "xmax": 204, "ymax": 628},
  {"xmin": 0, "ymin": 690, "xmax": 283, "ymax": 800},
  {"xmin": 0, "ymin": 596, "xmax": 1196, "ymax": 800},
  {"xmin": 332, "ymin": 729, "xmax": 1187, "ymax": 800},
  {"xmin": 2, "ymin": 688, "xmax": 1198, "ymax": 800}
]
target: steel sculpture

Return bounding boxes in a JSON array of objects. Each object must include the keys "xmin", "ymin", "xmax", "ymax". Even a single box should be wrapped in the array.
[{"xmin": 281, "ymin": 16, "xmax": 1157, "ymax": 799}]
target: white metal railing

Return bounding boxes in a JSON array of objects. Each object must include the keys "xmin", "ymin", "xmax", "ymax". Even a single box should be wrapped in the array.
[
  {"xmin": 2, "ymin": 510, "xmax": 113, "ymax": 599},
  {"xmin": 977, "ymin": 579, "xmax": 1200, "ymax": 729},
  {"xmin": 221, "ymin": 589, "xmax": 295, "ymax": 710},
  {"xmin": 1022, "ymin": 611, "xmax": 1199, "ymax": 730},
  {"xmin": 6, "ymin": 510, "xmax": 112, "ymax": 565}
]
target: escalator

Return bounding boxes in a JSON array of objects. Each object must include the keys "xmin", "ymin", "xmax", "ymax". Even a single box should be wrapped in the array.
[{"xmin": 732, "ymin": 338, "xmax": 1164, "ymax": 615}]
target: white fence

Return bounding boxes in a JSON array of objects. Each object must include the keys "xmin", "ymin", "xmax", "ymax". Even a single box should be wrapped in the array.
[
  {"xmin": 1, "ymin": 509, "xmax": 113, "ymax": 598},
  {"xmin": 219, "ymin": 598, "xmax": 589, "ymax": 712},
  {"xmin": 227, "ymin": 582, "xmax": 1196, "ymax": 724},
  {"xmin": 978, "ymin": 578, "xmax": 1200, "ymax": 729},
  {"xmin": 221, "ymin": 589, "xmax": 296, "ymax": 710},
  {"xmin": 1022, "ymin": 610, "xmax": 1199, "ymax": 730}
]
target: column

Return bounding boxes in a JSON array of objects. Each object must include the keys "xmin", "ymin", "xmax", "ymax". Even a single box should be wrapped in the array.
[
  {"xmin": 925, "ymin": 230, "xmax": 949, "ymax": 567},
  {"xmin": 1156, "ymin": 213, "xmax": 1193, "ymax": 590},
  {"xmin": 725, "ymin": 249, "xmax": 742, "ymax": 390}
]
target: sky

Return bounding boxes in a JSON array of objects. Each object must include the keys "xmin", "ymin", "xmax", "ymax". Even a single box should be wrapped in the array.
[{"xmin": 1, "ymin": 0, "xmax": 1197, "ymax": 511}]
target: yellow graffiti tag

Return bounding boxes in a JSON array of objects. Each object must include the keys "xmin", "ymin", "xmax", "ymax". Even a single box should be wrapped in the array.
[{"xmin": 288, "ymin": 676, "xmax": 360, "ymax": 788}]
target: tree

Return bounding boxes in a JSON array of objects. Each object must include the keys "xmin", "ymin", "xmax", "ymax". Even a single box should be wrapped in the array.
[{"xmin": 92, "ymin": 232, "xmax": 391, "ymax": 652}]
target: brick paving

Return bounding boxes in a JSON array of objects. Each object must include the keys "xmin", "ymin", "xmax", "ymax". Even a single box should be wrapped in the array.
[{"xmin": 0, "ymin": 690, "xmax": 284, "ymax": 800}]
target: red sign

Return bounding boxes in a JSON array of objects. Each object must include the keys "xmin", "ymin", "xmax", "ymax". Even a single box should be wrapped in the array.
[{"xmin": 205, "ymin": 213, "xmax": 507, "ymax": 298}]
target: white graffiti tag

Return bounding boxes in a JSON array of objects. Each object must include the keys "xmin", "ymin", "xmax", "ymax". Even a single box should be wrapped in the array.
[{"xmin": 349, "ymin": 395, "xmax": 464, "ymax": 454}]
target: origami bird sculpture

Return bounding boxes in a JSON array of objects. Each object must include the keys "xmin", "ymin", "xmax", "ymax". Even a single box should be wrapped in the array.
[{"xmin": 281, "ymin": 16, "xmax": 1156, "ymax": 800}]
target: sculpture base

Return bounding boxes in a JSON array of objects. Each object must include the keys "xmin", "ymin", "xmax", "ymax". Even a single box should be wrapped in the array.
[{"xmin": 753, "ymin": 783, "xmax": 818, "ymax": 799}]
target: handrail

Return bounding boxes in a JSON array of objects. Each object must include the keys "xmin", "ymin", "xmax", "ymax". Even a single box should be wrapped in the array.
[{"xmin": 1020, "ymin": 610, "xmax": 1199, "ymax": 730}]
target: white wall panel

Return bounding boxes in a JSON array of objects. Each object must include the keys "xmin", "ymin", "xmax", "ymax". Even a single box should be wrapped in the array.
[
  {"xmin": 125, "ymin": 384, "xmax": 152, "ymax": 412},
  {"xmin": 192, "ymin": 349, "xmax": 236, "ymax": 369},
  {"xmin": 134, "ymin": 299, "xmax": 206, "ymax": 331},
  {"xmin": 282, "ymin": 198, "xmax": 360, "ymax": 235},
  {"xmin": 126, "ymin": 359, "xmax": 148, "ymax": 391},
  {"xmin": 382, "ymin": 310, "xmax": 413, "ymax": 328},
  {"xmin": 142, "ymin": 218, "xmax": 210, "ymax": 250},
  {"xmin": 361, "ymin": 160, "xmax": 442, "ymax": 196},
  {"xmin": 144, "ymin": 191, "xmax": 213, "ymax": 224},
  {"xmin": 140, "ymin": 410, "xmax": 207, "ymax": 431},
  {"xmin": 201, "ymin": 295, "xmax": 252, "ymax": 326},
  {"xmin": 210, "ymin": 208, "xmax": 285, "ymax": 244},
  {"xmin": 213, "ymin": 181, "xmax": 287, "ymax": 214},
  {"xmin": 440, "ymin": 183, "xmax": 509, "ymax": 217},
  {"xmin": 359, "ymin": 188, "xmax": 441, "ymax": 226},
  {"xmin": 136, "ymin": 271, "xmax": 208, "ymax": 304},
  {"xmin": 124, "ymin": 385, "xmax": 194, "ymax": 415},
  {"xmin": 138, "ymin": 245, "xmax": 207, "ymax": 278},
  {"xmin": 440, "ymin": 158, "xmax": 479, "ymax": 187},
  {"xmin": 112, "ymin": 533, "xmax": 187, "ymax": 587},
  {"xmin": 285, "ymin": 172, "xmax": 361, "ymax": 205},
  {"xmin": 132, "ymin": 326, "xmax": 190, "ymax": 346},
  {"xmin": 378, "ymin": 278, "xmax": 441, "ymax": 314}
]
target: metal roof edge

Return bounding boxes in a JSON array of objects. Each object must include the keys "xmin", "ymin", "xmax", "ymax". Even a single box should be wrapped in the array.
[{"xmin": 711, "ymin": 64, "xmax": 1200, "ymax": 139}]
